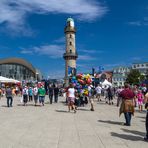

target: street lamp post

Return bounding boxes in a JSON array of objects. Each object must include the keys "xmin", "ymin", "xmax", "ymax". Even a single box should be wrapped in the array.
[{"xmin": 36, "ymin": 73, "xmax": 39, "ymax": 82}]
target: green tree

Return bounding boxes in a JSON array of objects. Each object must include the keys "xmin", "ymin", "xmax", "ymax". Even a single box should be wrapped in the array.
[
  {"xmin": 145, "ymin": 70, "xmax": 148, "ymax": 80},
  {"xmin": 126, "ymin": 69, "xmax": 144, "ymax": 85}
]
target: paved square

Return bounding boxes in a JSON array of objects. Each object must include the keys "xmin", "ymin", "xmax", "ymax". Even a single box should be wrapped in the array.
[{"xmin": 0, "ymin": 96, "xmax": 147, "ymax": 148}]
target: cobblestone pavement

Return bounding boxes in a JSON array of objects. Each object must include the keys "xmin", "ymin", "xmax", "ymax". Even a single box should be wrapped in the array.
[{"xmin": 0, "ymin": 96, "xmax": 147, "ymax": 148}]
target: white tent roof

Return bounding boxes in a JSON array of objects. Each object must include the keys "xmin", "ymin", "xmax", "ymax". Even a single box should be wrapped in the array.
[
  {"xmin": 8, "ymin": 78, "xmax": 20, "ymax": 83},
  {"xmin": 101, "ymin": 79, "xmax": 112, "ymax": 88},
  {"xmin": 0, "ymin": 76, "xmax": 20, "ymax": 83}
]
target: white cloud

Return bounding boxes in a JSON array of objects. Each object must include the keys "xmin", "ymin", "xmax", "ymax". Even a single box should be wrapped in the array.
[
  {"xmin": 20, "ymin": 50, "xmax": 33, "ymax": 54},
  {"xmin": 53, "ymin": 37, "xmax": 65, "ymax": 44},
  {"xmin": 0, "ymin": 0, "xmax": 107, "ymax": 34},
  {"xmin": 20, "ymin": 36, "xmax": 98, "ymax": 60},
  {"xmin": 130, "ymin": 57, "xmax": 142, "ymax": 61},
  {"xmin": 80, "ymin": 49, "xmax": 104, "ymax": 54},
  {"xmin": 21, "ymin": 44, "xmax": 65, "ymax": 58},
  {"xmin": 47, "ymin": 70, "xmax": 65, "ymax": 79},
  {"xmin": 128, "ymin": 19, "xmax": 148, "ymax": 26},
  {"xmin": 104, "ymin": 63, "xmax": 123, "ymax": 68},
  {"xmin": 21, "ymin": 43, "xmax": 96, "ymax": 61},
  {"xmin": 128, "ymin": 21, "xmax": 142, "ymax": 26},
  {"xmin": 78, "ymin": 55, "xmax": 96, "ymax": 60}
]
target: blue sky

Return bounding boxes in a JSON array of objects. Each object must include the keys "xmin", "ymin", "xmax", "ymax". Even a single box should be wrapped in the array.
[{"xmin": 0, "ymin": 0, "xmax": 148, "ymax": 78}]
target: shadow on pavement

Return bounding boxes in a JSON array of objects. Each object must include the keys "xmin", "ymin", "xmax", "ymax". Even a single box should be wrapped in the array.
[
  {"xmin": 98, "ymin": 120, "xmax": 123, "ymax": 125},
  {"xmin": 97, "ymin": 102, "xmax": 107, "ymax": 105},
  {"xmin": 1, "ymin": 105, "xmax": 8, "ymax": 107},
  {"xmin": 121, "ymin": 128, "xmax": 145, "ymax": 137},
  {"xmin": 59, "ymin": 101, "xmax": 67, "ymax": 106},
  {"xmin": 17, "ymin": 104, "xmax": 38, "ymax": 107},
  {"xmin": 136, "ymin": 116, "xmax": 145, "ymax": 119},
  {"xmin": 134, "ymin": 109, "xmax": 147, "ymax": 114},
  {"xmin": 55, "ymin": 109, "xmax": 68, "ymax": 113},
  {"xmin": 141, "ymin": 120, "xmax": 145, "ymax": 122},
  {"xmin": 111, "ymin": 132, "xmax": 143, "ymax": 141},
  {"xmin": 77, "ymin": 108, "xmax": 90, "ymax": 111}
]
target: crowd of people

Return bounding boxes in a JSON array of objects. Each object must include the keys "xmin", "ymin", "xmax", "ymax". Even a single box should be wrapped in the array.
[
  {"xmin": 0, "ymin": 81, "xmax": 148, "ymax": 141},
  {"xmin": 0, "ymin": 83, "xmax": 60, "ymax": 107},
  {"xmin": 65, "ymin": 82, "xmax": 148, "ymax": 141}
]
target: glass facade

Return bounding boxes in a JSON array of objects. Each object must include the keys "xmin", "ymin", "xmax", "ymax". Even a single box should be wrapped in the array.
[{"xmin": 0, "ymin": 64, "xmax": 35, "ymax": 81}]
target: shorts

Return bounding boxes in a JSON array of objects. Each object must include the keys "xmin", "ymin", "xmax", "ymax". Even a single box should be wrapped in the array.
[
  {"xmin": 68, "ymin": 97, "xmax": 75, "ymax": 104},
  {"xmin": 138, "ymin": 101, "xmax": 143, "ymax": 106}
]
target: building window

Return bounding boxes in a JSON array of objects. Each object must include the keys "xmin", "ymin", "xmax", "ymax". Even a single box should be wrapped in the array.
[
  {"xmin": 69, "ymin": 42, "xmax": 72, "ymax": 45},
  {"xmin": 70, "ymin": 34, "xmax": 72, "ymax": 38}
]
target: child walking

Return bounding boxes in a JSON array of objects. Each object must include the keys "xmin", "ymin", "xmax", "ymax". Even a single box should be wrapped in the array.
[{"xmin": 136, "ymin": 90, "xmax": 144, "ymax": 112}]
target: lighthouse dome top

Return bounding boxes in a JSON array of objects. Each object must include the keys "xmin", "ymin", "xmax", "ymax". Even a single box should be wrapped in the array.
[
  {"xmin": 66, "ymin": 17, "xmax": 75, "ymax": 27},
  {"xmin": 67, "ymin": 17, "xmax": 74, "ymax": 22}
]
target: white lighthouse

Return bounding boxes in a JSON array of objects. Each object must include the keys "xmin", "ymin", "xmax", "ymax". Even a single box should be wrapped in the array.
[{"xmin": 63, "ymin": 18, "xmax": 78, "ymax": 86}]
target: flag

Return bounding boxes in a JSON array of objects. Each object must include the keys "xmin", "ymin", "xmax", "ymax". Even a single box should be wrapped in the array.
[{"xmin": 98, "ymin": 66, "xmax": 104, "ymax": 73}]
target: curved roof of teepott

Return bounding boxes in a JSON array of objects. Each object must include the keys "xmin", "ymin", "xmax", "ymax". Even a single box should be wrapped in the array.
[{"xmin": 0, "ymin": 57, "xmax": 36, "ymax": 74}]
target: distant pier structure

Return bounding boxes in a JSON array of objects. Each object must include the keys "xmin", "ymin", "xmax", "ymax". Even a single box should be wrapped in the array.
[{"xmin": 63, "ymin": 18, "xmax": 78, "ymax": 86}]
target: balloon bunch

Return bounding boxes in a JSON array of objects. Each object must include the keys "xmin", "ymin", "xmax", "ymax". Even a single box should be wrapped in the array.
[{"xmin": 70, "ymin": 73, "xmax": 93, "ymax": 96}]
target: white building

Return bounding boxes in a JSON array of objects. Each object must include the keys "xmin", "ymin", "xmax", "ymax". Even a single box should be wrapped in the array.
[
  {"xmin": 132, "ymin": 62, "xmax": 148, "ymax": 76},
  {"xmin": 112, "ymin": 66, "xmax": 130, "ymax": 86}
]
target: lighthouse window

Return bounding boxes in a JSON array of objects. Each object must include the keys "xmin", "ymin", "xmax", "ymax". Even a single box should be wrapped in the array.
[
  {"xmin": 69, "ymin": 42, "xmax": 72, "ymax": 45},
  {"xmin": 70, "ymin": 34, "xmax": 72, "ymax": 38},
  {"xmin": 70, "ymin": 49, "xmax": 72, "ymax": 53}
]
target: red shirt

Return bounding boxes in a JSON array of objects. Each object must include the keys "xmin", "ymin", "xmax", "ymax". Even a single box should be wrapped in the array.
[{"xmin": 120, "ymin": 88, "xmax": 135, "ymax": 100}]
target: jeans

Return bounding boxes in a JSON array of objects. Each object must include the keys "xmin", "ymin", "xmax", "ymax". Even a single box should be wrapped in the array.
[
  {"xmin": 124, "ymin": 112, "xmax": 132, "ymax": 125},
  {"xmin": 54, "ymin": 94, "xmax": 58, "ymax": 103},
  {"xmin": 23, "ymin": 95, "xmax": 28, "ymax": 103},
  {"xmin": 39, "ymin": 96, "xmax": 45, "ymax": 104},
  {"xmin": 49, "ymin": 94, "xmax": 53, "ymax": 104},
  {"xmin": 7, "ymin": 97, "xmax": 13, "ymax": 107}
]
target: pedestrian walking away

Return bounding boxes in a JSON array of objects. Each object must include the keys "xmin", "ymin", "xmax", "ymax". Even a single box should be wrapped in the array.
[
  {"xmin": 48, "ymin": 85, "xmax": 54, "ymax": 104},
  {"xmin": 88, "ymin": 85, "xmax": 95, "ymax": 111},
  {"xmin": 95, "ymin": 84, "xmax": 102, "ymax": 102},
  {"xmin": 54, "ymin": 85, "xmax": 59, "ymax": 103},
  {"xmin": 28, "ymin": 87, "xmax": 33, "ymax": 101},
  {"xmin": 67, "ymin": 83, "xmax": 76, "ymax": 113},
  {"xmin": 38, "ymin": 85, "xmax": 46, "ymax": 106},
  {"xmin": 22, "ymin": 86, "xmax": 28, "ymax": 106},
  {"xmin": 119, "ymin": 83, "xmax": 135, "ymax": 126},
  {"xmin": 5, "ymin": 86, "xmax": 13, "ymax": 107},
  {"xmin": 33, "ymin": 85, "xmax": 38, "ymax": 106}
]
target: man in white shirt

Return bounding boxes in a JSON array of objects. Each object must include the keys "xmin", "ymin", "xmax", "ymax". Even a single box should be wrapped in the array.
[
  {"xmin": 22, "ymin": 86, "xmax": 28, "ymax": 106},
  {"xmin": 88, "ymin": 85, "xmax": 95, "ymax": 111},
  {"xmin": 95, "ymin": 84, "xmax": 102, "ymax": 101},
  {"xmin": 33, "ymin": 85, "xmax": 38, "ymax": 106},
  {"xmin": 67, "ymin": 83, "xmax": 76, "ymax": 113}
]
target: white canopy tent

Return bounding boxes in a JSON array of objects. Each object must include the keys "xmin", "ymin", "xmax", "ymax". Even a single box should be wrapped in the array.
[
  {"xmin": 101, "ymin": 79, "xmax": 112, "ymax": 89},
  {"xmin": 8, "ymin": 78, "xmax": 20, "ymax": 83},
  {"xmin": 0, "ymin": 76, "xmax": 20, "ymax": 83}
]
